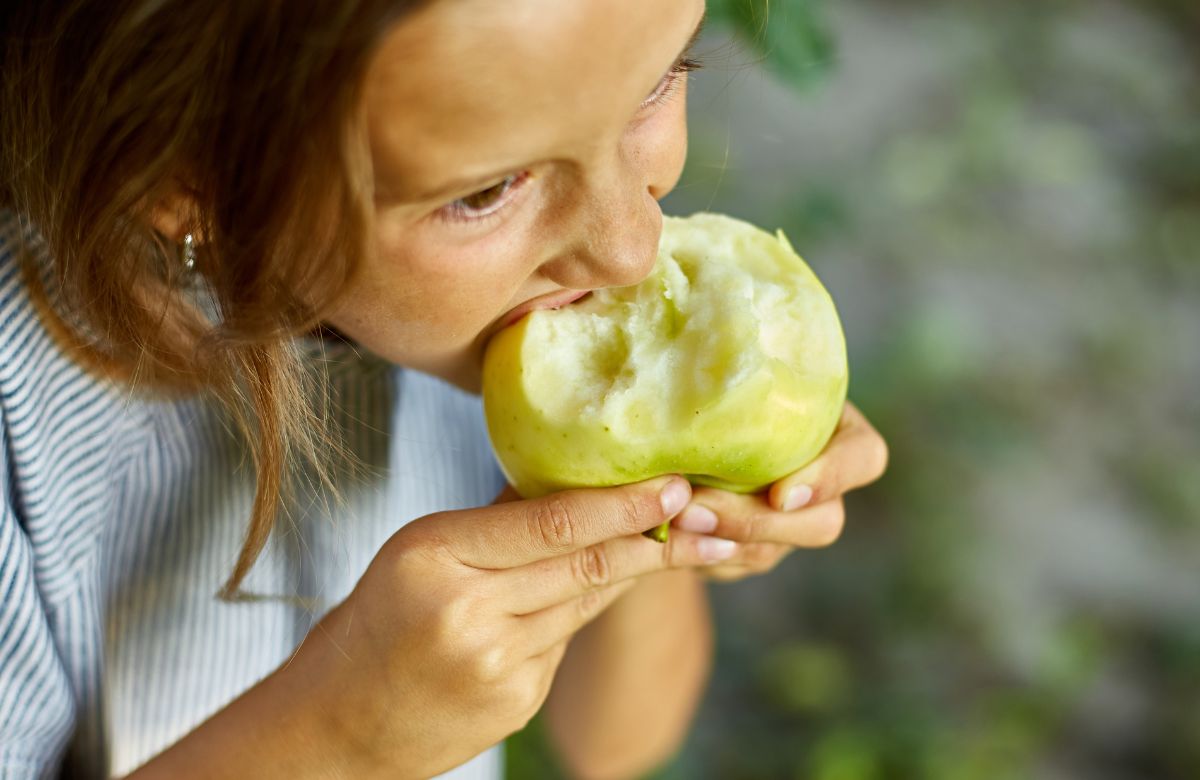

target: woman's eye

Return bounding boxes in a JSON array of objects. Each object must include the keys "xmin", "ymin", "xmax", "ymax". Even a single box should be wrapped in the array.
[
  {"xmin": 461, "ymin": 178, "xmax": 514, "ymax": 211},
  {"xmin": 438, "ymin": 172, "xmax": 530, "ymax": 223},
  {"xmin": 640, "ymin": 56, "xmax": 704, "ymax": 110}
]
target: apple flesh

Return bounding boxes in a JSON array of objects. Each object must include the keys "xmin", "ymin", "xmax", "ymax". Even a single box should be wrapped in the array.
[{"xmin": 482, "ymin": 212, "xmax": 848, "ymax": 537}]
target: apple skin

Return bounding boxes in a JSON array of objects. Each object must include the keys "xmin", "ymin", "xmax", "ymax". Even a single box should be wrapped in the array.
[{"xmin": 482, "ymin": 212, "xmax": 848, "ymax": 500}]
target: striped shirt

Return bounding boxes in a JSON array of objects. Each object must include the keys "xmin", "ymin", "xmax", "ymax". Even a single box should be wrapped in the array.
[{"xmin": 0, "ymin": 210, "xmax": 507, "ymax": 779}]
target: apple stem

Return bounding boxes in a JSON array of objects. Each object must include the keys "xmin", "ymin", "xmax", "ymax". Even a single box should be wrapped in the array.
[{"xmin": 643, "ymin": 522, "xmax": 670, "ymax": 543}]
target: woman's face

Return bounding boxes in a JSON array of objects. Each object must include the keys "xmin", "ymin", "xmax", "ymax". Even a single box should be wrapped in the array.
[{"xmin": 321, "ymin": 0, "xmax": 706, "ymax": 392}]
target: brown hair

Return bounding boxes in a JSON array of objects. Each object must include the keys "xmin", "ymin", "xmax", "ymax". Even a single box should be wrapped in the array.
[{"xmin": 1, "ymin": 0, "xmax": 423, "ymax": 598}]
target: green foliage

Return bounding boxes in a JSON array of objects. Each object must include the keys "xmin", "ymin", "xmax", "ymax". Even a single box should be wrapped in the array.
[
  {"xmin": 504, "ymin": 714, "xmax": 565, "ymax": 779},
  {"xmin": 757, "ymin": 642, "xmax": 853, "ymax": 715},
  {"xmin": 706, "ymin": 0, "xmax": 835, "ymax": 87},
  {"xmin": 507, "ymin": 1, "xmax": 1200, "ymax": 778}
]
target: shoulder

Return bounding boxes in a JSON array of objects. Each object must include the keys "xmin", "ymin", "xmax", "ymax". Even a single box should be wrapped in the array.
[
  {"xmin": 0, "ymin": 210, "xmax": 94, "ymax": 406},
  {"xmin": 0, "ymin": 210, "xmax": 147, "ymax": 593},
  {"xmin": 0, "ymin": 210, "xmax": 31, "ymax": 331},
  {"xmin": 0, "ymin": 207, "xmax": 134, "ymax": 433},
  {"xmin": 0, "ymin": 209, "xmax": 57, "ymax": 371}
]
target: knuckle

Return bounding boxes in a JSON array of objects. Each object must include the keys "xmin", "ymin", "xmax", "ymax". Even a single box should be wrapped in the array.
[
  {"xmin": 615, "ymin": 490, "xmax": 651, "ymax": 534},
  {"xmin": 571, "ymin": 544, "xmax": 612, "ymax": 589},
  {"xmin": 495, "ymin": 659, "xmax": 555, "ymax": 729},
  {"xmin": 380, "ymin": 539, "xmax": 421, "ymax": 583},
  {"xmin": 468, "ymin": 640, "xmax": 513, "ymax": 685},
  {"xmin": 576, "ymin": 587, "xmax": 607, "ymax": 621},
  {"xmin": 390, "ymin": 518, "xmax": 460, "ymax": 571},
  {"xmin": 530, "ymin": 496, "xmax": 576, "ymax": 551},
  {"xmin": 743, "ymin": 510, "xmax": 771, "ymax": 543},
  {"xmin": 431, "ymin": 591, "xmax": 475, "ymax": 646},
  {"xmin": 713, "ymin": 506, "xmax": 764, "ymax": 545},
  {"xmin": 385, "ymin": 525, "xmax": 432, "ymax": 568},
  {"xmin": 744, "ymin": 543, "xmax": 779, "ymax": 570},
  {"xmin": 458, "ymin": 633, "xmax": 516, "ymax": 686},
  {"xmin": 512, "ymin": 670, "xmax": 551, "ymax": 726}
]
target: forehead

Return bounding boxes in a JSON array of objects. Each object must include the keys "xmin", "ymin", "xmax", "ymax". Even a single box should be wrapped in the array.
[{"xmin": 363, "ymin": 0, "xmax": 698, "ymax": 199}]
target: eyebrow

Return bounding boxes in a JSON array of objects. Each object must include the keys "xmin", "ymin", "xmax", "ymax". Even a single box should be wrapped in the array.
[{"xmin": 398, "ymin": 9, "xmax": 708, "ymax": 205}]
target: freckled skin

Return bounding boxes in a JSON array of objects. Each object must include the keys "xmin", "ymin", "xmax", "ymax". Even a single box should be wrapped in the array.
[{"xmin": 320, "ymin": 0, "xmax": 703, "ymax": 392}]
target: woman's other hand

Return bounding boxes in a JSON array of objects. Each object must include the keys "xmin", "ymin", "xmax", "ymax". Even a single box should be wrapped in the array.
[{"xmin": 671, "ymin": 401, "xmax": 889, "ymax": 582}]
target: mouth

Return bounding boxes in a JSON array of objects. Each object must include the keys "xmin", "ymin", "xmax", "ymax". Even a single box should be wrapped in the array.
[{"xmin": 482, "ymin": 289, "xmax": 593, "ymax": 348}]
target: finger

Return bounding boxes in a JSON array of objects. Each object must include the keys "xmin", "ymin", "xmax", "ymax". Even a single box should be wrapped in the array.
[
  {"xmin": 530, "ymin": 638, "xmax": 571, "ymax": 705},
  {"xmin": 767, "ymin": 401, "xmax": 888, "ymax": 511},
  {"xmin": 430, "ymin": 475, "xmax": 692, "ymax": 569},
  {"xmin": 517, "ymin": 637, "xmax": 570, "ymax": 720},
  {"xmin": 698, "ymin": 542, "xmax": 793, "ymax": 582},
  {"xmin": 677, "ymin": 492, "xmax": 846, "ymax": 548},
  {"xmin": 501, "ymin": 528, "xmax": 739, "ymax": 615},
  {"xmin": 699, "ymin": 563, "xmax": 752, "ymax": 583},
  {"xmin": 519, "ymin": 578, "xmax": 638, "ymax": 657},
  {"xmin": 532, "ymin": 637, "xmax": 570, "ymax": 672},
  {"xmin": 706, "ymin": 541, "xmax": 792, "ymax": 572}
]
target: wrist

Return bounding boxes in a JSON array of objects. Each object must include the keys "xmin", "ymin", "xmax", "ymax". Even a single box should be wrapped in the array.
[{"xmin": 285, "ymin": 600, "xmax": 396, "ymax": 779}]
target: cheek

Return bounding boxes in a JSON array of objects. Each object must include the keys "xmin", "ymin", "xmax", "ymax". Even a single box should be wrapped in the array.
[{"xmin": 359, "ymin": 224, "xmax": 530, "ymax": 338}]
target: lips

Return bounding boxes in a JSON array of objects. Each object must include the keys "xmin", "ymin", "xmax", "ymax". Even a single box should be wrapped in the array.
[{"xmin": 493, "ymin": 289, "xmax": 592, "ymax": 335}]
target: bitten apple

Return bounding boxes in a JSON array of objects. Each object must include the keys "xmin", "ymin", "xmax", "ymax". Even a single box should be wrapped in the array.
[{"xmin": 482, "ymin": 212, "xmax": 848, "ymax": 517}]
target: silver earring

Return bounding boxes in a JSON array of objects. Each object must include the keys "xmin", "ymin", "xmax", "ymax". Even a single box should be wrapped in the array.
[{"xmin": 181, "ymin": 233, "xmax": 196, "ymax": 270}]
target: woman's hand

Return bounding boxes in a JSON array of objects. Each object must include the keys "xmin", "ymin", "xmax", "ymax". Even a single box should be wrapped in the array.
[
  {"xmin": 671, "ymin": 401, "xmax": 888, "ymax": 582},
  {"xmin": 294, "ymin": 475, "xmax": 735, "ymax": 779}
]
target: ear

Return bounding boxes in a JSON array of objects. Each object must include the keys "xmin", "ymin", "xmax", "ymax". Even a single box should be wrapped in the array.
[{"xmin": 146, "ymin": 176, "xmax": 203, "ymax": 244}]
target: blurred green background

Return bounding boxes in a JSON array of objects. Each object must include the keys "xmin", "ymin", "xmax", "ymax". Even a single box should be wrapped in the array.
[{"xmin": 509, "ymin": 1, "xmax": 1200, "ymax": 777}]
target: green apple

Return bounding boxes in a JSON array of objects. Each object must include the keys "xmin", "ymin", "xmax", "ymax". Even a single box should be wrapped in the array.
[{"xmin": 482, "ymin": 212, "xmax": 848, "ymax": 537}]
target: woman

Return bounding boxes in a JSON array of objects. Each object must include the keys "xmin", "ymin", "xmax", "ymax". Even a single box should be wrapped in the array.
[{"xmin": 0, "ymin": 0, "xmax": 888, "ymax": 778}]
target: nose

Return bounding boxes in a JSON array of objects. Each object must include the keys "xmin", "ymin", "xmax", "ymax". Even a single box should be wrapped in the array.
[
  {"xmin": 539, "ymin": 183, "xmax": 663, "ymax": 291},
  {"xmin": 539, "ymin": 113, "xmax": 688, "ymax": 291}
]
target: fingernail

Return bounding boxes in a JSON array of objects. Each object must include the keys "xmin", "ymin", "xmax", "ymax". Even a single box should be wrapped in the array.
[
  {"xmin": 660, "ymin": 478, "xmax": 691, "ymax": 517},
  {"xmin": 676, "ymin": 504, "xmax": 718, "ymax": 533},
  {"xmin": 782, "ymin": 485, "xmax": 814, "ymax": 512},
  {"xmin": 698, "ymin": 537, "xmax": 738, "ymax": 563}
]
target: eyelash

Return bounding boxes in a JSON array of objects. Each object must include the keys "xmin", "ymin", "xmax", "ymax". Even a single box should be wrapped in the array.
[
  {"xmin": 640, "ymin": 54, "xmax": 704, "ymax": 110},
  {"xmin": 436, "ymin": 171, "xmax": 531, "ymax": 224},
  {"xmin": 436, "ymin": 52, "xmax": 705, "ymax": 225}
]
